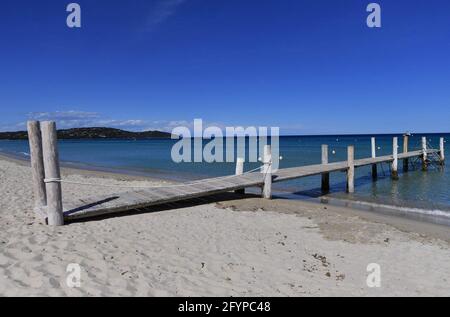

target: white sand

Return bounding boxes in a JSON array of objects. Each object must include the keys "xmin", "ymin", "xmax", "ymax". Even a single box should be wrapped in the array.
[{"xmin": 0, "ymin": 156, "xmax": 449, "ymax": 296}]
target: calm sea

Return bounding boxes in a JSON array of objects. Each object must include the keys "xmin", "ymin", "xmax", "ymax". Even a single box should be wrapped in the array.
[{"xmin": 1, "ymin": 134, "xmax": 449, "ymax": 220}]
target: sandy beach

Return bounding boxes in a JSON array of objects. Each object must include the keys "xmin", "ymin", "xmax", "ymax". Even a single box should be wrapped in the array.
[{"xmin": 0, "ymin": 154, "xmax": 449, "ymax": 297}]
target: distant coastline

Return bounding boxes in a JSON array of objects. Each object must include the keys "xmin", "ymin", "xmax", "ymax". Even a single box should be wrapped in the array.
[
  {"xmin": 0, "ymin": 127, "xmax": 448, "ymax": 141},
  {"xmin": 0, "ymin": 127, "xmax": 172, "ymax": 140}
]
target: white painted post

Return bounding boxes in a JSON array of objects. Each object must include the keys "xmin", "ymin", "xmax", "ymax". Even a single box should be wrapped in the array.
[
  {"xmin": 321, "ymin": 144, "xmax": 330, "ymax": 192},
  {"xmin": 392, "ymin": 137, "xmax": 399, "ymax": 180},
  {"xmin": 403, "ymin": 135, "xmax": 409, "ymax": 172},
  {"xmin": 27, "ymin": 121, "xmax": 47, "ymax": 211},
  {"xmin": 440, "ymin": 137, "xmax": 445, "ymax": 165},
  {"xmin": 40, "ymin": 121, "xmax": 64, "ymax": 226},
  {"xmin": 371, "ymin": 137, "xmax": 377, "ymax": 180},
  {"xmin": 347, "ymin": 145, "xmax": 355, "ymax": 193},
  {"xmin": 235, "ymin": 157, "xmax": 245, "ymax": 194},
  {"xmin": 262, "ymin": 145, "xmax": 272, "ymax": 199},
  {"xmin": 422, "ymin": 136, "xmax": 428, "ymax": 171}
]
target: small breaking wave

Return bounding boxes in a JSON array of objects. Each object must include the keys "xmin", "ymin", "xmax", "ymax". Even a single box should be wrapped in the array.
[{"xmin": 345, "ymin": 199, "xmax": 450, "ymax": 219}]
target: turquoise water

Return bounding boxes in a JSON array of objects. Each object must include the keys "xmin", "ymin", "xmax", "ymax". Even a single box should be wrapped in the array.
[{"xmin": 1, "ymin": 134, "xmax": 449, "ymax": 216}]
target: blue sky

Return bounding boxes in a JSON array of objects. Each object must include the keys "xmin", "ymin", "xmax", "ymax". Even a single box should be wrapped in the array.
[{"xmin": 0, "ymin": 0, "xmax": 449, "ymax": 134}]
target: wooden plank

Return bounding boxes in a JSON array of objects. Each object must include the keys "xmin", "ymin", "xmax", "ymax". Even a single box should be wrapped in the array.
[
  {"xmin": 321, "ymin": 144, "xmax": 330, "ymax": 193},
  {"xmin": 235, "ymin": 157, "xmax": 245, "ymax": 194},
  {"xmin": 392, "ymin": 137, "xmax": 399, "ymax": 180},
  {"xmin": 371, "ymin": 137, "xmax": 377, "ymax": 180},
  {"xmin": 403, "ymin": 135, "xmax": 409, "ymax": 172},
  {"xmin": 67, "ymin": 173, "xmax": 263, "ymax": 220},
  {"xmin": 422, "ymin": 137, "xmax": 428, "ymax": 171},
  {"xmin": 117, "ymin": 192, "xmax": 146, "ymax": 206},
  {"xmin": 27, "ymin": 121, "xmax": 47, "ymax": 210},
  {"xmin": 262, "ymin": 145, "xmax": 272, "ymax": 199},
  {"xmin": 347, "ymin": 146, "xmax": 355, "ymax": 193},
  {"xmin": 41, "ymin": 121, "xmax": 64, "ymax": 226}
]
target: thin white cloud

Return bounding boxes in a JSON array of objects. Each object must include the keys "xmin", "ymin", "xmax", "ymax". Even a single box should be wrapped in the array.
[
  {"xmin": 0, "ymin": 122, "xmax": 27, "ymax": 132},
  {"xmin": 24, "ymin": 111, "xmax": 170, "ymax": 131},
  {"xmin": 145, "ymin": 0, "xmax": 186, "ymax": 30},
  {"xmin": 28, "ymin": 111, "xmax": 100, "ymax": 121}
]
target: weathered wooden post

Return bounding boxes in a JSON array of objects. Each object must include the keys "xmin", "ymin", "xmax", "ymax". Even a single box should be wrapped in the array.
[
  {"xmin": 346, "ymin": 145, "xmax": 355, "ymax": 193},
  {"xmin": 440, "ymin": 137, "xmax": 445, "ymax": 165},
  {"xmin": 262, "ymin": 145, "xmax": 272, "ymax": 199},
  {"xmin": 403, "ymin": 135, "xmax": 409, "ymax": 172},
  {"xmin": 41, "ymin": 121, "xmax": 64, "ymax": 226},
  {"xmin": 392, "ymin": 137, "xmax": 399, "ymax": 180},
  {"xmin": 235, "ymin": 157, "xmax": 245, "ymax": 194},
  {"xmin": 371, "ymin": 137, "xmax": 377, "ymax": 180},
  {"xmin": 422, "ymin": 137, "xmax": 428, "ymax": 171},
  {"xmin": 321, "ymin": 144, "xmax": 330, "ymax": 193},
  {"xmin": 27, "ymin": 121, "xmax": 47, "ymax": 211}
]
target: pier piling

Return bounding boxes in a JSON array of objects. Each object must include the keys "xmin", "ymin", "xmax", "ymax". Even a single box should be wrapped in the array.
[
  {"xmin": 235, "ymin": 157, "xmax": 245, "ymax": 194},
  {"xmin": 346, "ymin": 145, "xmax": 355, "ymax": 193},
  {"xmin": 392, "ymin": 137, "xmax": 399, "ymax": 180},
  {"xmin": 262, "ymin": 145, "xmax": 272, "ymax": 199},
  {"xmin": 403, "ymin": 135, "xmax": 409, "ymax": 172},
  {"xmin": 422, "ymin": 137, "xmax": 428, "ymax": 171},
  {"xmin": 27, "ymin": 121, "xmax": 47, "ymax": 210},
  {"xmin": 321, "ymin": 144, "xmax": 330, "ymax": 193},
  {"xmin": 41, "ymin": 121, "xmax": 64, "ymax": 226},
  {"xmin": 371, "ymin": 137, "xmax": 377, "ymax": 180}
]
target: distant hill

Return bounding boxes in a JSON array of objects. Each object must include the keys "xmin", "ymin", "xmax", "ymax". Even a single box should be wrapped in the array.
[{"xmin": 0, "ymin": 127, "xmax": 173, "ymax": 140}]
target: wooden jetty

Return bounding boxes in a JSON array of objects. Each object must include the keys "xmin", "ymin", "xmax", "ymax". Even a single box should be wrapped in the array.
[{"xmin": 27, "ymin": 121, "xmax": 445, "ymax": 225}]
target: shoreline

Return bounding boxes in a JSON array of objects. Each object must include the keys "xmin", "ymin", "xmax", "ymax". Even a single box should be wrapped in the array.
[
  {"xmin": 2, "ymin": 151, "xmax": 450, "ymax": 230},
  {"xmin": 216, "ymin": 196, "xmax": 450, "ymax": 244},
  {"xmin": 277, "ymin": 192, "xmax": 450, "ymax": 227},
  {"xmin": 0, "ymin": 152, "xmax": 177, "ymax": 184}
]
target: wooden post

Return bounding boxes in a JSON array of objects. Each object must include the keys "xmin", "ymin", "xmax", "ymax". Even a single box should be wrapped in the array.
[
  {"xmin": 235, "ymin": 157, "xmax": 245, "ymax": 194},
  {"xmin": 392, "ymin": 137, "xmax": 399, "ymax": 180},
  {"xmin": 262, "ymin": 145, "xmax": 272, "ymax": 199},
  {"xmin": 440, "ymin": 137, "xmax": 445, "ymax": 165},
  {"xmin": 41, "ymin": 121, "xmax": 64, "ymax": 226},
  {"xmin": 27, "ymin": 121, "xmax": 47, "ymax": 210},
  {"xmin": 371, "ymin": 137, "xmax": 377, "ymax": 180},
  {"xmin": 321, "ymin": 144, "xmax": 330, "ymax": 193},
  {"xmin": 422, "ymin": 137, "xmax": 428, "ymax": 171},
  {"xmin": 403, "ymin": 135, "xmax": 409, "ymax": 172},
  {"xmin": 346, "ymin": 145, "xmax": 355, "ymax": 193}
]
